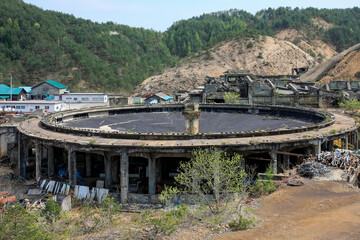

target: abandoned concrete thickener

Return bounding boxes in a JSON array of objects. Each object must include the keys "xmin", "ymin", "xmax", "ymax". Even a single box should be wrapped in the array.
[{"xmin": 17, "ymin": 104, "xmax": 358, "ymax": 203}]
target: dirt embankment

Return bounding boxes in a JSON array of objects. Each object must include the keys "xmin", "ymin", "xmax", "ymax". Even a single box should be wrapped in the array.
[
  {"xmin": 300, "ymin": 43, "xmax": 360, "ymax": 83},
  {"xmin": 320, "ymin": 49, "xmax": 360, "ymax": 84},
  {"xmin": 133, "ymin": 36, "xmax": 318, "ymax": 96},
  {"xmin": 215, "ymin": 180, "xmax": 360, "ymax": 240}
]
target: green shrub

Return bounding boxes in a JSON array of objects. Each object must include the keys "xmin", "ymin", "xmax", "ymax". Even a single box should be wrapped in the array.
[
  {"xmin": 228, "ymin": 215, "xmax": 253, "ymax": 231},
  {"xmin": 44, "ymin": 198, "xmax": 62, "ymax": 220},
  {"xmin": 250, "ymin": 164, "xmax": 276, "ymax": 196},
  {"xmin": 159, "ymin": 185, "xmax": 180, "ymax": 206},
  {"xmin": 100, "ymin": 195, "xmax": 120, "ymax": 224},
  {"xmin": 0, "ymin": 201, "xmax": 51, "ymax": 240},
  {"xmin": 146, "ymin": 204, "xmax": 189, "ymax": 236},
  {"xmin": 246, "ymin": 41, "xmax": 254, "ymax": 48}
]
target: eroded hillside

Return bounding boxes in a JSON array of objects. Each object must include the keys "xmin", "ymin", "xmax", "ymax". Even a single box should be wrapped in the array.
[
  {"xmin": 320, "ymin": 49, "xmax": 360, "ymax": 83},
  {"xmin": 133, "ymin": 36, "xmax": 328, "ymax": 96}
]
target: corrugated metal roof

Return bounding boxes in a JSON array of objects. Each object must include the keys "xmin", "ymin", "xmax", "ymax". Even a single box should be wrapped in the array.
[
  {"xmin": 162, "ymin": 96, "xmax": 173, "ymax": 101},
  {"xmin": 0, "ymin": 84, "xmax": 10, "ymax": 89},
  {"xmin": 20, "ymin": 87, "xmax": 32, "ymax": 93},
  {"xmin": 46, "ymin": 80, "xmax": 67, "ymax": 89},
  {"xmin": 0, "ymin": 87, "xmax": 24, "ymax": 95},
  {"xmin": 0, "ymin": 95, "xmax": 9, "ymax": 99},
  {"xmin": 155, "ymin": 92, "xmax": 168, "ymax": 99}
]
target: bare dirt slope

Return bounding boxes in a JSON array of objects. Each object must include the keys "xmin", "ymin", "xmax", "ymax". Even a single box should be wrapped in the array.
[
  {"xmin": 215, "ymin": 180, "xmax": 360, "ymax": 240},
  {"xmin": 300, "ymin": 43, "xmax": 360, "ymax": 82},
  {"xmin": 133, "ymin": 36, "xmax": 318, "ymax": 96},
  {"xmin": 320, "ymin": 49, "xmax": 360, "ymax": 84},
  {"xmin": 275, "ymin": 29, "xmax": 337, "ymax": 60}
]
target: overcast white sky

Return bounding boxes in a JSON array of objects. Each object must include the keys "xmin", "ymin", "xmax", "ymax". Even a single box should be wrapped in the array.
[{"xmin": 23, "ymin": 0, "xmax": 360, "ymax": 31}]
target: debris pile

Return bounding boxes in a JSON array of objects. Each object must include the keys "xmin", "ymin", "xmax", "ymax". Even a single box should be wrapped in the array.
[
  {"xmin": 38, "ymin": 179, "xmax": 109, "ymax": 202},
  {"xmin": 316, "ymin": 149, "xmax": 359, "ymax": 175},
  {"xmin": 0, "ymin": 192, "xmax": 16, "ymax": 205},
  {"xmin": 297, "ymin": 162, "xmax": 331, "ymax": 178}
]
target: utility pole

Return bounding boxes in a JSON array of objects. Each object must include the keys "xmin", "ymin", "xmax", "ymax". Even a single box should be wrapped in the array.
[{"xmin": 10, "ymin": 74, "xmax": 12, "ymax": 101}]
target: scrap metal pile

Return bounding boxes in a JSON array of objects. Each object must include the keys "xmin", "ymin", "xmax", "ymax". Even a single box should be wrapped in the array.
[
  {"xmin": 316, "ymin": 149, "xmax": 359, "ymax": 175},
  {"xmin": 297, "ymin": 162, "xmax": 331, "ymax": 178},
  {"xmin": 297, "ymin": 149, "xmax": 360, "ymax": 179}
]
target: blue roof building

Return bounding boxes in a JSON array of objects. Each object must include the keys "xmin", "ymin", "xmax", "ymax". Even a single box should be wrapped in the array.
[
  {"xmin": 31, "ymin": 80, "xmax": 69, "ymax": 99},
  {"xmin": 0, "ymin": 84, "xmax": 27, "ymax": 100},
  {"xmin": 145, "ymin": 92, "xmax": 173, "ymax": 104}
]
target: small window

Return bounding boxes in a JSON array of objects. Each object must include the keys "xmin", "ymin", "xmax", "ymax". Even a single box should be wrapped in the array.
[
  {"xmin": 35, "ymin": 106, "xmax": 40, "ymax": 109},
  {"xmin": 45, "ymin": 106, "xmax": 49, "ymax": 109},
  {"xmin": 74, "ymin": 98, "xmax": 78, "ymax": 101},
  {"xmin": 15, "ymin": 106, "xmax": 20, "ymax": 109},
  {"xmin": 81, "ymin": 98, "xmax": 89, "ymax": 101},
  {"xmin": 21, "ymin": 106, "xmax": 25, "ymax": 109}
]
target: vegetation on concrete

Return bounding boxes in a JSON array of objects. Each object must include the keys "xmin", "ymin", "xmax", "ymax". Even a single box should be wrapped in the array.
[
  {"xmin": 339, "ymin": 99, "xmax": 360, "ymax": 113},
  {"xmin": 224, "ymin": 92, "xmax": 240, "ymax": 104}
]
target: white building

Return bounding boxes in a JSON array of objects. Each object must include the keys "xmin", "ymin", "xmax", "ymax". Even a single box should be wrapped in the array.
[
  {"xmin": 55, "ymin": 93, "xmax": 108, "ymax": 103},
  {"xmin": 0, "ymin": 101, "xmax": 68, "ymax": 113}
]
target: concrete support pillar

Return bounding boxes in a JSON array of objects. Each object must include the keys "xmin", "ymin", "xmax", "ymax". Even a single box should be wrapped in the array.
[
  {"xmin": 42, "ymin": 146, "xmax": 48, "ymax": 163},
  {"xmin": 120, "ymin": 149, "xmax": 129, "ymax": 203},
  {"xmin": 104, "ymin": 153, "xmax": 112, "ymax": 189},
  {"xmin": 47, "ymin": 145, "xmax": 54, "ymax": 178},
  {"xmin": 67, "ymin": 146, "xmax": 77, "ymax": 186},
  {"xmin": 354, "ymin": 132, "xmax": 359, "ymax": 150},
  {"xmin": 271, "ymin": 90, "xmax": 276, "ymax": 105},
  {"xmin": 318, "ymin": 91, "xmax": 323, "ymax": 108},
  {"xmin": 270, "ymin": 151, "xmax": 278, "ymax": 174},
  {"xmin": 284, "ymin": 154, "xmax": 290, "ymax": 170},
  {"xmin": 85, "ymin": 153, "xmax": 91, "ymax": 177},
  {"xmin": 148, "ymin": 155, "xmax": 156, "ymax": 195},
  {"xmin": 182, "ymin": 104, "xmax": 201, "ymax": 135},
  {"xmin": 0, "ymin": 133, "xmax": 6, "ymax": 155},
  {"xmin": 35, "ymin": 141, "xmax": 42, "ymax": 182},
  {"xmin": 248, "ymin": 85, "xmax": 253, "ymax": 105},
  {"xmin": 17, "ymin": 134, "xmax": 27, "ymax": 178},
  {"xmin": 112, "ymin": 157, "xmax": 119, "ymax": 184},
  {"xmin": 314, "ymin": 140, "xmax": 321, "ymax": 156},
  {"xmin": 344, "ymin": 135, "xmax": 349, "ymax": 150}
]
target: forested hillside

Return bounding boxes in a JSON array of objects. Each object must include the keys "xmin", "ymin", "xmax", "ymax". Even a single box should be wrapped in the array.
[
  {"xmin": 0, "ymin": 0, "xmax": 177, "ymax": 93},
  {"xmin": 163, "ymin": 7, "xmax": 360, "ymax": 58},
  {"xmin": 0, "ymin": 0, "xmax": 360, "ymax": 93}
]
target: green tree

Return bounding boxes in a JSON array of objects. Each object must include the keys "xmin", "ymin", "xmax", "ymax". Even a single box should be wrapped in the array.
[{"xmin": 175, "ymin": 148, "xmax": 248, "ymax": 214}]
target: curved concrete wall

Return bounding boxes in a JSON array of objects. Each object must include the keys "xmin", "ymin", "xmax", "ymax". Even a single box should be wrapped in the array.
[{"xmin": 41, "ymin": 104, "xmax": 334, "ymax": 140}]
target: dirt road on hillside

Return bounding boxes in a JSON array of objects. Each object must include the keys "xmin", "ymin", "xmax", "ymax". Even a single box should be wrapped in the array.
[{"xmin": 215, "ymin": 180, "xmax": 360, "ymax": 240}]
